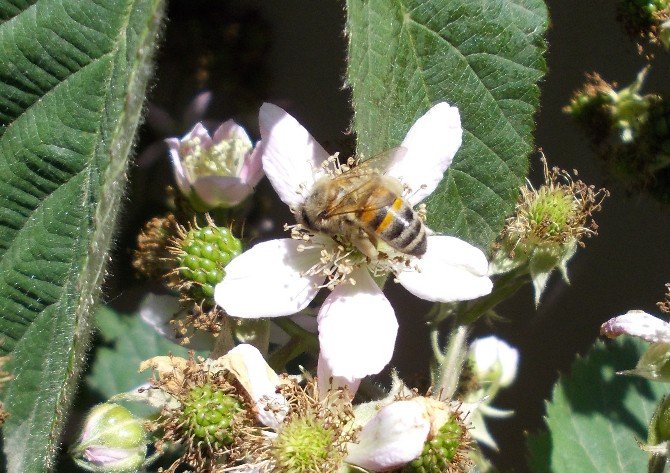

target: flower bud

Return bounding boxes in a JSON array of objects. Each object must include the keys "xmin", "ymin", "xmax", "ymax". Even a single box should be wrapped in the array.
[
  {"xmin": 566, "ymin": 69, "xmax": 650, "ymax": 144},
  {"xmin": 468, "ymin": 336, "xmax": 519, "ymax": 389},
  {"xmin": 71, "ymin": 403, "xmax": 148, "ymax": 472}
]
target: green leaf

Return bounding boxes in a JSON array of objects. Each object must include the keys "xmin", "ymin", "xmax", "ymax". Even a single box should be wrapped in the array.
[
  {"xmin": 345, "ymin": 0, "xmax": 548, "ymax": 248},
  {"xmin": 527, "ymin": 337, "xmax": 666, "ymax": 472},
  {"xmin": 88, "ymin": 307, "xmax": 191, "ymax": 401},
  {"xmin": 0, "ymin": 1, "xmax": 164, "ymax": 471}
]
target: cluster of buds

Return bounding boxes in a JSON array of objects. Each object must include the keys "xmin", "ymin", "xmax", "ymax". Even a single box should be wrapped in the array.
[
  {"xmin": 86, "ymin": 345, "xmax": 474, "ymax": 473},
  {"xmin": 132, "ymin": 117, "xmax": 259, "ymax": 345},
  {"xmin": 617, "ymin": 0, "xmax": 670, "ymax": 50},
  {"xmin": 566, "ymin": 70, "xmax": 670, "ymax": 202},
  {"xmin": 566, "ymin": 69, "xmax": 651, "ymax": 145},
  {"xmin": 491, "ymin": 156, "xmax": 608, "ymax": 304}
]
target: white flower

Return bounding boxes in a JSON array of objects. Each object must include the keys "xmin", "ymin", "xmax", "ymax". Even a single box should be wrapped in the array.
[
  {"xmin": 600, "ymin": 310, "xmax": 670, "ymax": 344},
  {"xmin": 215, "ymin": 102, "xmax": 493, "ymax": 386},
  {"xmin": 345, "ymin": 396, "xmax": 462, "ymax": 471},
  {"xmin": 469, "ymin": 335, "xmax": 519, "ymax": 389},
  {"xmin": 345, "ymin": 399, "xmax": 430, "ymax": 471},
  {"xmin": 166, "ymin": 121, "xmax": 263, "ymax": 208}
]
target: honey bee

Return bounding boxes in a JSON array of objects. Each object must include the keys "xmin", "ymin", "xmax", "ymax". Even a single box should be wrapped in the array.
[{"xmin": 296, "ymin": 148, "xmax": 427, "ymax": 258}]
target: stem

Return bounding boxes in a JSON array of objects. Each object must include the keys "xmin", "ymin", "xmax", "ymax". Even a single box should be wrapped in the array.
[
  {"xmin": 273, "ymin": 317, "xmax": 319, "ymax": 351},
  {"xmin": 210, "ymin": 315, "xmax": 235, "ymax": 358},
  {"xmin": 648, "ymin": 454, "xmax": 667, "ymax": 473},
  {"xmin": 457, "ymin": 267, "xmax": 529, "ymax": 325},
  {"xmin": 268, "ymin": 337, "xmax": 310, "ymax": 372},
  {"xmin": 435, "ymin": 325, "xmax": 470, "ymax": 401}
]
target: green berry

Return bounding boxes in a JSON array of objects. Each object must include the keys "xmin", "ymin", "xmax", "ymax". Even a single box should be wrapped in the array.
[
  {"xmin": 177, "ymin": 224, "xmax": 242, "ymax": 301},
  {"xmin": 403, "ymin": 416, "xmax": 466, "ymax": 473},
  {"xmin": 180, "ymin": 384, "xmax": 243, "ymax": 448},
  {"xmin": 272, "ymin": 417, "xmax": 335, "ymax": 472}
]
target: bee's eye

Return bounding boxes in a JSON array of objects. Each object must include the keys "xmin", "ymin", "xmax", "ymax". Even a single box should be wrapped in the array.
[{"xmin": 301, "ymin": 208, "xmax": 313, "ymax": 227}]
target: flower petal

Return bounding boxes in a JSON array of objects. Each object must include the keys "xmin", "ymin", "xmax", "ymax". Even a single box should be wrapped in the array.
[
  {"xmin": 239, "ymin": 141, "xmax": 264, "ymax": 187},
  {"xmin": 386, "ymin": 102, "xmax": 463, "ymax": 205},
  {"xmin": 166, "ymin": 138, "xmax": 191, "ymax": 195},
  {"xmin": 259, "ymin": 103, "xmax": 329, "ymax": 207},
  {"xmin": 469, "ymin": 335, "xmax": 519, "ymax": 388},
  {"xmin": 182, "ymin": 122, "xmax": 212, "ymax": 149},
  {"xmin": 316, "ymin": 353, "xmax": 361, "ymax": 400},
  {"xmin": 317, "ymin": 268, "xmax": 397, "ymax": 379},
  {"xmin": 212, "ymin": 119, "xmax": 252, "ymax": 146},
  {"xmin": 346, "ymin": 399, "xmax": 430, "ymax": 471},
  {"xmin": 192, "ymin": 175, "xmax": 253, "ymax": 207},
  {"xmin": 396, "ymin": 235, "xmax": 492, "ymax": 302},
  {"xmin": 601, "ymin": 310, "xmax": 670, "ymax": 344},
  {"xmin": 215, "ymin": 238, "xmax": 323, "ymax": 318},
  {"xmin": 214, "ymin": 344, "xmax": 288, "ymax": 428}
]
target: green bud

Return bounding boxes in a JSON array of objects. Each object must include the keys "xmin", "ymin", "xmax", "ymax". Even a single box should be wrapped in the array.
[
  {"xmin": 71, "ymin": 403, "xmax": 147, "ymax": 473},
  {"xmin": 403, "ymin": 416, "xmax": 468, "ymax": 473},
  {"xmin": 180, "ymin": 383, "xmax": 243, "ymax": 448},
  {"xmin": 272, "ymin": 417, "xmax": 336, "ymax": 472},
  {"xmin": 176, "ymin": 222, "xmax": 242, "ymax": 301}
]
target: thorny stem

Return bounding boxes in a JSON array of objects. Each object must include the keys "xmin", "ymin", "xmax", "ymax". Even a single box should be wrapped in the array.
[{"xmin": 435, "ymin": 325, "xmax": 470, "ymax": 401}]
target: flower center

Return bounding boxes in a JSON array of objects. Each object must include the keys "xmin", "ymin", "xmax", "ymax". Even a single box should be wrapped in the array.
[
  {"xmin": 272, "ymin": 416, "xmax": 336, "ymax": 472},
  {"xmin": 289, "ymin": 224, "xmax": 418, "ymax": 290},
  {"xmin": 182, "ymin": 136, "xmax": 251, "ymax": 179}
]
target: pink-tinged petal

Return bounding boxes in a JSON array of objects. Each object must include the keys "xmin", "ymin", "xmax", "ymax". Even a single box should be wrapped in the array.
[
  {"xmin": 192, "ymin": 175, "xmax": 253, "ymax": 207},
  {"xmin": 346, "ymin": 399, "xmax": 430, "ymax": 471},
  {"xmin": 317, "ymin": 268, "xmax": 397, "ymax": 379},
  {"xmin": 83, "ymin": 447, "xmax": 135, "ymax": 465},
  {"xmin": 183, "ymin": 90, "xmax": 213, "ymax": 125},
  {"xmin": 397, "ymin": 235, "xmax": 492, "ymax": 302},
  {"xmin": 387, "ymin": 103, "xmax": 463, "ymax": 205},
  {"xmin": 182, "ymin": 122, "xmax": 212, "ymax": 146},
  {"xmin": 166, "ymin": 138, "xmax": 192, "ymax": 194},
  {"xmin": 215, "ymin": 238, "xmax": 323, "ymax": 318},
  {"xmin": 212, "ymin": 119, "xmax": 253, "ymax": 146},
  {"xmin": 601, "ymin": 310, "xmax": 670, "ymax": 344},
  {"xmin": 316, "ymin": 353, "xmax": 361, "ymax": 400},
  {"xmin": 239, "ymin": 142, "xmax": 265, "ymax": 187},
  {"xmin": 259, "ymin": 103, "xmax": 330, "ymax": 207}
]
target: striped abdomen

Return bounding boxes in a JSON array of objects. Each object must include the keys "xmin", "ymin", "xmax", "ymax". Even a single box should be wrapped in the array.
[{"xmin": 359, "ymin": 192, "xmax": 427, "ymax": 256}]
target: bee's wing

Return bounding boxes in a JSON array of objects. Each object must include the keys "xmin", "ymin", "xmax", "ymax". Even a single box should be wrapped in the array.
[
  {"xmin": 323, "ymin": 176, "xmax": 396, "ymax": 218},
  {"xmin": 354, "ymin": 146, "xmax": 407, "ymax": 173}
]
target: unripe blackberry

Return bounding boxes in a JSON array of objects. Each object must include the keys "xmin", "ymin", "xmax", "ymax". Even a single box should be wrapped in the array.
[
  {"xmin": 618, "ymin": 0, "xmax": 670, "ymax": 39},
  {"xmin": 173, "ymin": 220, "xmax": 242, "ymax": 301},
  {"xmin": 180, "ymin": 383, "xmax": 243, "ymax": 448},
  {"xmin": 403, "ymin": 416, "xmax": 468, "ymax": 473}
]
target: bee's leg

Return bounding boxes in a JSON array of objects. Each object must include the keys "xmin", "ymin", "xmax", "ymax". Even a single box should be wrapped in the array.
[{"xmin": 351, "ymin": 230, "xmax": 378, "ymax": 260}]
